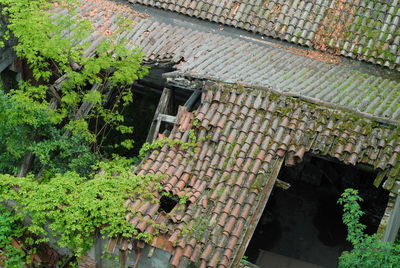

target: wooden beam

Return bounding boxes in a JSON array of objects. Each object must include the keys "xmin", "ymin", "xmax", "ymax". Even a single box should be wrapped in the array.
[
  {"xmin": 383, "ymin": 195, "xmax": 400, "ymax": 242},
  {"xmin": 17, "ymin": 152, "xmax": 35, "ymax": 177},
  {"xmin": 146, "ymin": 87, "xmax": 173, "ymax": 143},
  {"xmin": 232, "ymin": 158, "xmax": 283, "ymax": 267},
  {"xmin": 184, "ymin": 90, "xmax": 201, "ymax": 110},
  {"xmin": 158, "ymin": 114, "xmax": 176, "ymax": 124}
]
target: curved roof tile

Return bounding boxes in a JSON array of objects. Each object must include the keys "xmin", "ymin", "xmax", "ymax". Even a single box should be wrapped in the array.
[
  {"xmin": 64, "ymin": 0, "xmax": 400, "ymax": 123},
  {"xmin": 122, "ymin": 81, "xmax": 400, "ymax": 267},
  {"xmin": 128, "ymin": 0, "xmax": 400, "ymax": 70}
]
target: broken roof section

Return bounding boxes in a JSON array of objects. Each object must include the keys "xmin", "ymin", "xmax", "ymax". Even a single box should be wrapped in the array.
[
  {"xmin": 117, "ymin": 81, "xmax": 400, "ymax": 267},
  {"xmin": 129, "ymin": 0, "xmax": 400, "ymax": 71},
  {"xmin": 45, "ymin": 1, "xmax": 400, "ymax": 266},
  {"xmin": 67, "ymin": 0, "xmax": 400, "ymax": 124}
]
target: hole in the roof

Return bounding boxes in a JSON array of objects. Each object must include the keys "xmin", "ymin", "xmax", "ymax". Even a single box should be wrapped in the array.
[
  {"xmin": 158, "ymin": 194, "xmax": 179, "ymax": 213},
  {"xmin": 97, "ymin": 66, "xmax": 176, "ymax": 158},
  {"xmin": 245, "ymin": 153, "xmax": 389, "ymax": 268}
]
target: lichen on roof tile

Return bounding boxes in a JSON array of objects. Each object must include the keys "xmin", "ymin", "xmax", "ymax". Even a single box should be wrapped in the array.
[
  {"xmin": 117, "ymin": 81, "xmax": 400, "ymax": 267},
  {"xmin": 129, "ymin": 0, "xmax": 400, "ymax": 70}
]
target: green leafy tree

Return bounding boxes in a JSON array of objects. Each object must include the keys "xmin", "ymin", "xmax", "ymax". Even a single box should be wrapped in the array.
[
  {"xmin": 338, "ymin": 188, "xmax": 400, "ymax": 268},
  {"xmin": 0, "ymin": 0, "xmax": 148, "ymax": 176},
  {"xmin": 0, "ymin": 0, "xmax": 160, "ymax": 265}
]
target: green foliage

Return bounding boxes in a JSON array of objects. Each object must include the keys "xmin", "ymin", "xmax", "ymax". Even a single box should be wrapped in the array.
[
  {"xmin": 0, "ymin": 0, "xmax": 149, "ymax": 175},
  {"xmin": 0, "ymin": 207, "xmax": 25, "ymax": 267},
  {"xmin": 338, "ymin": 189, "xmax": 400, "ymax": 268},
  {"xmin": 240, "ymin": 255, "xmax": 252, "ymax": 266},
  {"xmin": 139, "ymin": 129, "xmax": 199, "ymax": 159},
  {"xmin": 0, "ymin": 86, "xmax": 96, "ymax": 175},
  {"xmin": 0, "ymin": 0, "xmax": 153, "ymax": 265},
  {"xmin": 337, "ymin": 188, "xmax": 366, "ymax": 245},
  {"xmin": 0, "ymin": 157, "xmax": 164, "ymax": 258}
]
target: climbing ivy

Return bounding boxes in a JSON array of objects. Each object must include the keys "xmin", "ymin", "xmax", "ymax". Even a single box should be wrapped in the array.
[
  {"xmin": 0, "ymin": 157, "xmax": 164, "ymax": 260},
  {"xmin": 0, "ymin": 0, "xmax": 154, "ymax": 265},
  {"xmin": 139, "ymin": 129, "xmax": 199, "ymax": 159}
]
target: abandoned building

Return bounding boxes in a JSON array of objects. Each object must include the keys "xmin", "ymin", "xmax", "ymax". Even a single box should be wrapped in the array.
[{"xmin": 1, "ymin": 0, "xmax": 400, "ymax": 267}]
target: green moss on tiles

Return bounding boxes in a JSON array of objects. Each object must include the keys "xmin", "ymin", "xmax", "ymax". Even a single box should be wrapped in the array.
[
  {"xmin": 228, "ymin": 142, "xmax": 237, "ymax": 155},
  {"xmin": 268, "ymin": 92, "xmax": 281, "ymax": 102},
  {"xmin": 253, "ymin": 147, "xmax": 260, "ymax": 158}
]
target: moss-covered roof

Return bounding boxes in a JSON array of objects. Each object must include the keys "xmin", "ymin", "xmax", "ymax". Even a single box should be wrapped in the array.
[
  {"xmin": 112, "ymin": 81, "xmax": 400, "ymax": 267},
  {"xmin": 129, "ymin": 0, "xmax": 400, "ymax": 70},
  {"xmin": 63, "ymin": 0, "xmax": 400, "ymax": 123}
]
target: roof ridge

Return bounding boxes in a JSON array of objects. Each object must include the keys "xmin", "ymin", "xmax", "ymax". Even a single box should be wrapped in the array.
[{"xmin": 184, "ymin": 75, "xmax": 400, "ymax": 126}]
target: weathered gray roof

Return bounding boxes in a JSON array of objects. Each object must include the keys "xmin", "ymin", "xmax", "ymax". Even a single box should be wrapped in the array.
[
  {"xmin": 74, "ymin": 0, "xmax": 400, "ymax": 123},
  {"xmin": 128, "ymin": 0, "xmax": 400, "ymax": 71}
]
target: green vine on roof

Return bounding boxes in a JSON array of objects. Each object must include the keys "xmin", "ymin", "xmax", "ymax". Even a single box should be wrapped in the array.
[
  {"xmin": 0, "ymin": 0, "xmax": 155, "ymax": 265},
  {"xmin": 139, "ymin": 129, "xmax": 200, "ymax": 159},
  {"xmin": 0, "ymin": 156, "xmax": 164, "ymax": 262}
]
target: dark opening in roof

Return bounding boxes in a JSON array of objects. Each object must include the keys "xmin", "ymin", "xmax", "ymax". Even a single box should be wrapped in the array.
[
  {"xmin": 245, "ymin": 154, "xmax": 389, "ymax": 268},
  {"xmin": 158, "ymin": 194, "xmax": 179, "ymax": 213}
]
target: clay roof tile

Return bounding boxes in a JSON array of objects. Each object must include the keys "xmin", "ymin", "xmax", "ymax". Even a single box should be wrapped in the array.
[{"xmin": 120, "ymin": 81, "xmax": 399, "ymax": 267}]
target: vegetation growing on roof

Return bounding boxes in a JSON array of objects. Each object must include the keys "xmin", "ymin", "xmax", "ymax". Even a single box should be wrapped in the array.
[
  {"xmin": 0, "ymin": 157, "xmax": 165, "ymax": 261},
  {"xmin": 139, "ymin": 129, "xmax": 200, "ymax": 159},
  {"xmin": 0, "ymin": 0, "xmax": 163, "ymax": 265}
]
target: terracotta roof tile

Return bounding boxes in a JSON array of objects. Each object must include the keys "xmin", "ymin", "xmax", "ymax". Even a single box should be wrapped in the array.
[
  {"xmin": 218, "ymin": 212, "xmax": 229, "ymax": 227},
  {"xmin": 112, "ymin": 81, "xmax": 400, "ymax": 266},
  {"xmin": 209, "ymin": 250, "xmax": 221, "ymax": 267},
  {"xmin": 170, "ymin": 246, "xmax": 183, "ymax": 266}
]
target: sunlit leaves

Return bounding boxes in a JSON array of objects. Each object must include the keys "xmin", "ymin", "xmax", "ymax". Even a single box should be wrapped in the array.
[
  {"xmin": 0, "ymin": 0, "xmax": 149, "ymax": 174},
  {"xmin": 338, "ymin": 189, "xmax": 400, "ymax": 267},
  {"xmin": 0, "ymin": 158, "xmax": 164, "ymax": 258},
  {"xmin": 0, "ymin": 0, "xmax": 152, "ymax": 263}
]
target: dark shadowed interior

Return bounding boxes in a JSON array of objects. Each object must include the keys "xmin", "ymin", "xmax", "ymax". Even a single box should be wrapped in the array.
[
  {"xmin": 100, "ymin": 67, "xmax": 175, "ymax": 157},
  {"xmin": 245, "ymin": 154, "xmax": 389, "ymax": 268}
]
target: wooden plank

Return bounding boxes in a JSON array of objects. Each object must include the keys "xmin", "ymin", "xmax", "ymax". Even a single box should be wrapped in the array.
[
  {"xmin": 146, "ymin": 87, "xmax": 172, "ymax": 143},
  {"xmin": 184, "ymin": 90, "xmax": 201, "ymax": 110},
  {"xmin": 158, "ymin": 114, "xmax": 176, "ymax": 124},
  {"xmin": 383, "ymin": 195, "xmax": 400, "ymax": 242}
]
